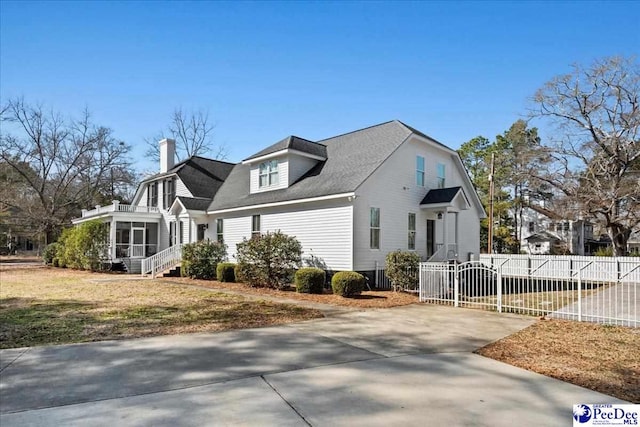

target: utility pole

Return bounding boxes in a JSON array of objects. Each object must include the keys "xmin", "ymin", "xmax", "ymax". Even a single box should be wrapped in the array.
[{"xmin": 488, "ymin": 153, "xmax": 495, "ymax": 254}]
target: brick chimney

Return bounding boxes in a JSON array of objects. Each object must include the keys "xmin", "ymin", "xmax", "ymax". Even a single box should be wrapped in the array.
[{"xmin": 159, "ymin": 138, "xmax": 176, "ymax": 173}]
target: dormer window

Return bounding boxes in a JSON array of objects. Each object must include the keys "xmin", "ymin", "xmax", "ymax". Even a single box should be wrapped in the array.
[{"xmin": 259, "ymin": 160, "xmax": 279, "ymax": 188}]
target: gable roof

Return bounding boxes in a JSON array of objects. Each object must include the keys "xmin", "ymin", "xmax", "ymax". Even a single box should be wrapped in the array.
[
  {"xmin": 525, "ymin": 231, "xmax": 561, "ymax": 243},
  {"xmin": 208, "ymin": 120, "xmax": 414, "ymax": 212},
  {"xmin": 175, "ymin": 196, "xmax": 212, "ymax": 212},
  {"xmin": 420, "ymin": 187, "xmax": 463, "ymax": 205},
  {"xmin": 135, "ymin": 156, "xmax": 236, "ymax": 202},
  {"xmin": 244, "ymin": 136, "xmax": 327, "ymax": 161}
]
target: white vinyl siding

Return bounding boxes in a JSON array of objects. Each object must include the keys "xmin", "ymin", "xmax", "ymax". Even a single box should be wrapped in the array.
[
  {"xmin": 218, "ymin": 216, "xmax": 252, "ymax": 260},
  {"xmin": 213, "ymin": 202, "xmax": 353, "ymax": 271},
  {"xmin": 176, "ymin": 179, "xmax": 192, "ymax": 198},
  {"xmin": 288, "ymin": 155, "xmax": 319, "ymax": 185},
  {"xmin": 352, "ymin": 136, "xmax": 482, "ymax": 270},
  {"xmin": 137, "ymin": 186, "xmax": 149, "ymax": 207},
  {"xmin": 261, "ymin": 205, "xmax": 353, "ymax": 271}
]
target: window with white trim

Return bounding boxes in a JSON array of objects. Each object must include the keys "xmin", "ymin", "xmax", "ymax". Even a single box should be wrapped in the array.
[
  {"xmin": 251, "ymin": 215, "xmax": 261, "ymax": 238},
  {"xmin": 163, "ymin": 178, "xmax": 175, "ymax": 209},
  {"xmin": 416, "ymin": 156, "xmax": 425, "ymax": 187},
  {"xmin": 408, "ymin": 213, "xmax": 416, "ymax": 250},
  {"xmin": 216, "ymin": 219, "xmax": 224, "ymax": 243},
  {"xmin": 147, "ymin": 182, "xmax": 158, "ymax": 207},
  {"xmin": 437, "ymin": 163, "xmax": 445, "ymax": 188},
  {"xmin": 370, "ymin": 207, "xmax": 380, "ymax": 249},
  {"xmin": 258, "ymin": 160, "xmax": 279, "ymax": 187}
]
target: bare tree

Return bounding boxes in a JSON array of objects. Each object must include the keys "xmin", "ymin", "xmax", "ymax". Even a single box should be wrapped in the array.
[
  {"xmin": 530, "ymin": 56, "xmax": 640, "ymax": 255},
  {"xmin": 145, "ymin": 108, "xmax": 226, "ymax": 162},
  {"xmin": 0, "ymin": 98, "xmax": 137, "ymax": 244}
]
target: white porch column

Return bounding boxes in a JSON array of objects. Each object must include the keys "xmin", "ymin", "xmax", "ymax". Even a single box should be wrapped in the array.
[
  {"xmin": 442, "ymin": 210, "xmax": 448, "ymax": 257},
  {"xmin": 110, "ymin": 218, "xmax": 117, "ymax": 259},
  {"xmin": 455, "ymin": 212, "xmax": 459, "ymax": 259}
]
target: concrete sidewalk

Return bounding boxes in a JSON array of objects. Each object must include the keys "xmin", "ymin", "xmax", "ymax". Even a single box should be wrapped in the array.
[{"xmin": 0, "ymin": 304, "xmax": 626, "ymax": 426}]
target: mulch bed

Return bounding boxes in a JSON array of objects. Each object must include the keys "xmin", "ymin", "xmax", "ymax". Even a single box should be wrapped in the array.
[
  {"xmin": 164, "ymin": 277, "xmax": 419, "ymax": 309},
  {"xmin": 476, "ymin": 319, "xmax": 640, "ymax": 403}
]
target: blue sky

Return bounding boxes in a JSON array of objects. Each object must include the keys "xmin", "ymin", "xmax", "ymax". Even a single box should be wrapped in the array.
[{"xmin": 1, "ymin": 1, "xmax": 638, "ymax": 172}]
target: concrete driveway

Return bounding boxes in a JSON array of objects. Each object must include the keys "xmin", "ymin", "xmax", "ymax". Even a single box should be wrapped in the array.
[{"xmin": 0, "ymin": 304, "xmax": 627, "ymax": 426}]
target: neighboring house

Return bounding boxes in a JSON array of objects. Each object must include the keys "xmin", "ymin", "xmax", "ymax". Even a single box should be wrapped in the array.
[
  {"xmin": 518, "ymin": 201, "xmax": 604, "ymax": 255},
  {"xmin": 1, "ymin": 206, "xmax": 40, "ymax": 255},
  {"xmin": 74, "ymin": 120, "xmax": 486, "ymax": 277}
]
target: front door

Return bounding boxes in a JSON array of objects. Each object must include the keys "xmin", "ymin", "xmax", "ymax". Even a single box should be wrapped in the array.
[
  {"xmin": 426, "ymin": 219, "xmax": 435, "ymax": 258},
  {"xmin": 132, "ymin": 227, "xmax": 145, "ymax": 257}
]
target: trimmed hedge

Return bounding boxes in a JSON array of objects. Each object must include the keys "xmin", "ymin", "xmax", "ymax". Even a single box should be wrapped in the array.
[
  {"xmin": 331, "ymin": 271, "xmax": 365, "ymax": 297},
  {"xmin": 216, "ymin": 262, "xmax": 236, "ymax": 282},
  {"xmin": 295, "ymin": 267, "xmax": 325, "ymax": 294}
]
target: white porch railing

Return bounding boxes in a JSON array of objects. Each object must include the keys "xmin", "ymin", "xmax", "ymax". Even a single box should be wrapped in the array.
[
  {"xmin": 81, "ymin": 201, "xmax": 161, "ymax": 218},
  {"xmin": 419, "ymin": 257, "xmax": 639, "ymax": 327},
  {"xmin": 141, "ymin": 244, "xmax": 183, "ymax": 278},
  {"xmin": 427, "ymin": 243, "xmax": 458, "ymax": 262}
]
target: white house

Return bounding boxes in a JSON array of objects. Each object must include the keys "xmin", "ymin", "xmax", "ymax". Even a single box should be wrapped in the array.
[
  {"xmin": 74, "ymin": 121, "xmax": 485, "ymax": 278},
  {"xmin": 73, "ymin": 138, "xmax": 235, "ymax": 272},
  {"xmin": 518, "ymin": 201, "xmax": 602, "ymax": 255}
]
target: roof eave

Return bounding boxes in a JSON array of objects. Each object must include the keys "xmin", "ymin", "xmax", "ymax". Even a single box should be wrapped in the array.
[
  {"xmin": 208, "ymin": 192, "xmax": 355, "ymax": 215},
  {"xmin": 242, "ymin": 148, "xmax": 326, "ymax": 165}
]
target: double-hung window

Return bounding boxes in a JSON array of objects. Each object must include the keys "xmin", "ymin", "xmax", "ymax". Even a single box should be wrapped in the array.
[
  {"xmin": 258, "ymin": 160, "xmax": 279, "ymax": 188},
  {"xmin": 163, "ymin": 178, "xmax": 175, "ymax": 209},
  {"xmin": 437, "ymin": 163, "xmax": 446, "ymax": 188},
  {"xmin": 416, "ymin": 156, "xmax": 425, "ymax": 187},
  {"xmin": 251, "ymin": 215, "xmax": 261, "ymax": 238},
  {"xmin": 408, "ymin": 213, "xmax": 416, "ymax": 250},
  {"xmin": 370, "ymin": 207, "xmax": 380, "ymax": 249},
  {"xmin": 147, "ymin": 182, "xmax": 158, "ymax": 207},
  {"xmin": 216, "ymin": 219, "xmax": 224, "ymax": 243}
]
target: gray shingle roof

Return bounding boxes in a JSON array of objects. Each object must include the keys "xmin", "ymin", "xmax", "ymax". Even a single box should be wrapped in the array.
[
  {"xmin": 208, "ymin": 120, "xmax": 414, "ymax": 212},
  {"xmin": 142, "ymin": 156, "xmax": 235, "ymax": 199},
  {"xmin": 420, "ymin": 187, "xmax": 463, "ymax": 205},
  {"xmin": 176, "ymin": 196, "xmax": 212, "ymax": 211},
  {"xmin": 244, "ymin": 136, "xmax": 327, "ymax": 161},
  {"xmin": 525, "ymin": 231, "xmax": 561, "ymax": 243}
]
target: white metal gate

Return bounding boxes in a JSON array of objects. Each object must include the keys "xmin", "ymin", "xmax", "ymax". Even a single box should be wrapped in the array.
[{"xmin": 419, "ymin": 259, "xmax": 639, "ymax": 327}]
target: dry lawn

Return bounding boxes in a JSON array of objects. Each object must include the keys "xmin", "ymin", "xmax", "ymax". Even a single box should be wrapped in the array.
[
  {"xmin": 477, "ymin": 319, "xmax": 640, "ymax": 403},
  {"xmin": 166, "ymin": 276, "xmax": 419, "ymax": 308},
  {"xmin": 0, "ymin": 267, "xmax": 322, "ymax": 349}
]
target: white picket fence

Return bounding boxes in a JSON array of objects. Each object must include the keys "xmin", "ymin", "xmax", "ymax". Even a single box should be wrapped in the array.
[
  {"xmin": 479, "ymin": 254, "xmax": 640, "ymax": 282},
  {"xmin": 419, "ymin": 255, "xmax": 639, "ymax": 327}
]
